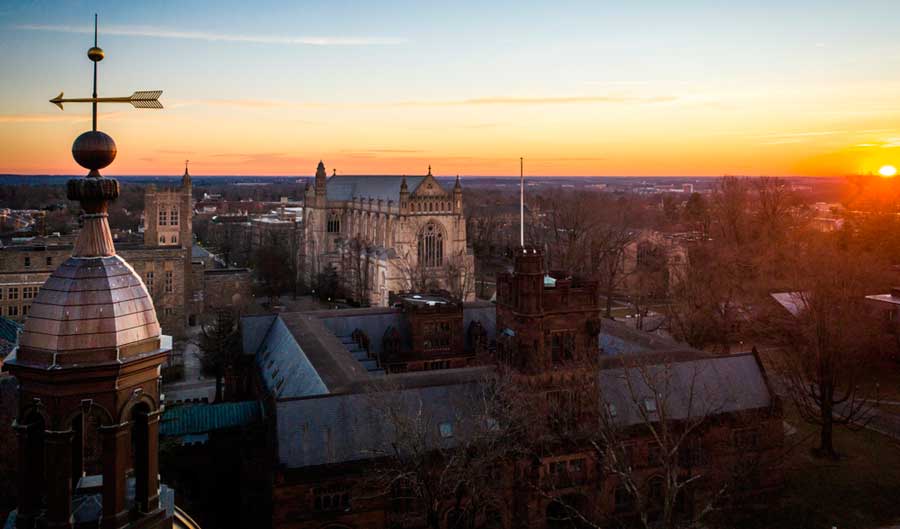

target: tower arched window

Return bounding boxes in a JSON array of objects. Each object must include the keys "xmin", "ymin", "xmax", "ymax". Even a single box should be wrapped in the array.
[
  {"xmin": 327, "ymin": 212, "xmax": 341, "ymax": 233},
  {"xmin": 418, "ymin": 222, "xmax": 444, "ymax": 268}
]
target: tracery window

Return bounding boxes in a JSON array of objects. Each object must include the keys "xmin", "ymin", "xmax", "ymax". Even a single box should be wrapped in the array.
[
  {"xmin": 327, "ymin": 212, "xmax": 341, "ymax": 233},
  {"xmin": 159, "ymin": 208, "xmax": 168, "ymax": 226},
  {"xmin": 417, "ymin": 222, "xmax": 444, "ymax": 268},
  {"xmin": 170, "ymin": 206, "xmax": 179, "ymax": 226}
]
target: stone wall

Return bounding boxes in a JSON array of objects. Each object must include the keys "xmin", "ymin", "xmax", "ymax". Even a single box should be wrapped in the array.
[{"xmin": 203, "ymin": 269, "xmax": 253, "ymax": 314}]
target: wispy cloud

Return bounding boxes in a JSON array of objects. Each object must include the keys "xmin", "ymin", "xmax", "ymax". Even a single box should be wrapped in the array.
[
  {"xmin": 397, "ymin": 95, "xmax": 677, "ymax": 106},
  {"xmin": 176, "ymin": 94, "xmax": 676, "ymax": 110},
  {"xmin": 14, "ymin": 23, "xmax": 407, "ymax": 46},
  {"xmin": 0, "ymin": 110, "xmax": 132, "ymax": 123}
]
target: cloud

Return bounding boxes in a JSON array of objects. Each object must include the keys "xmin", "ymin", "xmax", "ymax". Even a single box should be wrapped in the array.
[
  {"xmin": 177, "ymin": 94, "xmax": 676, "ymax": 111},
  {"xmin": 395, "ymin": 95, "xmax": 677, "ymax": 106},
  {"xmin": 15, "ymin": 23, "xmax": 407, "ymax": 46},
  {"xmin": 0, "ymin": 109, "xmax": 135, "ymax": 124}
]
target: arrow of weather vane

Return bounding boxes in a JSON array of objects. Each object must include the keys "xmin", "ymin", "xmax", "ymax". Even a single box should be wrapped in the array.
[
  {"xmin": 49, "ymin": 14, "xmax": 163, "ymax": 130},
  {"xmin": 50, "ymin": 90, "xmax": 163, "ymax": 111}
]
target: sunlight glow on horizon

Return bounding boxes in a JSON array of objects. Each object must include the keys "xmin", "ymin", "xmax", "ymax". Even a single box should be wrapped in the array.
[{"xmin": 2, "ymin": 1, "xmax": 900, "ymax": 177}]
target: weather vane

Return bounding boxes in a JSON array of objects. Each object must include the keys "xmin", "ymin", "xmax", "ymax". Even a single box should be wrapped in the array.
[{"xmin": 49, "ymin": 14, "xmax": 163, "ymax": 177}]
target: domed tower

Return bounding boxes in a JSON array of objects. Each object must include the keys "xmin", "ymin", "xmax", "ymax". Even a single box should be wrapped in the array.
[{"xmin": 5, "ymin": 15, "xmax": 181, "ymax": 529}]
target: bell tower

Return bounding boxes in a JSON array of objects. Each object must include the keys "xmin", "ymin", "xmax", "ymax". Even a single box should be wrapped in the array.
[{"xmin": 5, "ymin": 15, "xmax": 186, "ymax": 529}]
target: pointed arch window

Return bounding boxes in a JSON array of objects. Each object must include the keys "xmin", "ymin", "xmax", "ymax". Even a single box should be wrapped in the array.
[
  {"xmin": 327, "ymin": 212, "xmax": 341, "ymax": 233},
  {"xmin": 418, "ymin": 222, "xmax": 444, "ymax": 268}
]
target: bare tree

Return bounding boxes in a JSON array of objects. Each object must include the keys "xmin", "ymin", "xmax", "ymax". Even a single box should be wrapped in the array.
[
  {"xmin": 364, "ymin": 371, "xmax": 529, "ymax": 529},
  {"xmin": 444, "ymin": 250, "xmax": 476, "ymax": 302},
  {"xmin": 593, "ymin": 359, "xmax": 730, "ymax": 529},
  {"xmin": 759, "ymin": 235, "xmax": 883, "ymax": 458}
]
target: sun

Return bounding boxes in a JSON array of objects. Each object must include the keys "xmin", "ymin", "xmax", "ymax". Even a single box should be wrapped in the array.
[{"xmin": 879, "ymin": 165, "xmax": 897, "ymax": 178}]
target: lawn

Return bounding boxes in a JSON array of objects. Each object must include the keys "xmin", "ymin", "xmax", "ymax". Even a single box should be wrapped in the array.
[{"xmin": 736, "ymin": 404, "xmax": 900, "ymax": 529}]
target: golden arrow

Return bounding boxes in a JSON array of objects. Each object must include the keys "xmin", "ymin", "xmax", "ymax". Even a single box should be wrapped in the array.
[{"xmin": 50, "ymin": 90, "xmax": 163, "ymax": 111}]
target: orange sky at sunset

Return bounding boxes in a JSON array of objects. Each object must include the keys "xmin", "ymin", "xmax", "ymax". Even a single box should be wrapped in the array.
[{"xmin": 3, "ymin": 2, "xmax": 900, "ymax": 178}]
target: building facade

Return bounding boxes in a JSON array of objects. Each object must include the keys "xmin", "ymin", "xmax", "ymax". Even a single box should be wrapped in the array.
[
  {"xmin": 302, "ymin": 162, "xmax": 475, "ymax": 307},
  {"xmin": 0, "ymin": 169, "xmax": 195, "ymax": 337},
  {"xmin": 234, "ymin": 248, "xmax": 782, "ymax": 529}
]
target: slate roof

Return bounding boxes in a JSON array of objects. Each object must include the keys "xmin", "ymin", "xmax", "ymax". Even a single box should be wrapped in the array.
[
  {"xmin": 275, "ymin": 353, "xmax": 773, "ymax": 470},
  {"xmin": 276, "ymin": 383, "xmax": 484, "ymax": 468},
  {"xmin": 598, "ymin": 318, "xmax": 684, "ymax": 356},
  {"xmin": 191, "ymin": 244, "xmax": 212, "ymax": 260},
  {"xmin": 160, "ymin": 401, "xmax": 263, "ymax": 437},
  {"xmin": 326, "ymin": 175, "xmax": 432, "ymax": 202},
  {"xmin": 598, "ymin": 353, "xmax": 771, "ymax": 427},
  {"xmin": 241, "ymin": 314, "xmax": 330, "ymax": 399}
]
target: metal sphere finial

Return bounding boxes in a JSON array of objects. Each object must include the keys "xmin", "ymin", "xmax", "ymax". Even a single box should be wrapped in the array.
[{"xmin": 88, "ymin": 46, "xmax": 104, "ymax": 62}]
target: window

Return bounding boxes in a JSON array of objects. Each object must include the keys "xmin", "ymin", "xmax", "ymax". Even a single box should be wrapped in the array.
[
  {"xmin": 550, "ymin": 330, "xmax": 576, "ymax": 364},
  {"xmin": 159, "ymin": 209, "xmax": 168, "ymax": 226},
  {"xmin": 24, "ymin": 256, "xmax": 30, "ymax": 268},
  {"xmin": 643, "ymin": 398, "xmax": 658, "ymax": 413},
  {"xmin": 22, "ymin": 305, "xmax": 29, "ymax": 316},
  {"xmin": 163, "ymin": 307, "xmax": 175, "ymax": 316},
  {"xmin": 159, "ymin": 236, "xmax": 165, "ymax": 244},
  {"xmin": 46, "ymin": 256, "xmax": 52, "ymax": 266},
  {"xmin": 8, "ymin": 288, "xmax": 18, "ymax": 300},
  {"xmin": 7, "ymin": 305, "xmax": 18, "ymax": 317},
  {"xmin": 23, "ymin": 286, "xmax": 35, "ymax": 299},
  {"xmin": 170, "ymin": 235, "xmax": 177, "ymax": 244},
  {"xmin": 423, "ymin": 321, "xmax": 452, "ymax": 351},
  {"xmin": 170, "ymin": 206, "xmax": 179, "ymax": 226},
  {"xmin": 145, "ymin": 271, "xmax": 154, "ymax": 289},
  {"xmin": 417, "ymin": 222, "xmax": 444, "ymax": 267},
  {"xmin": 424, "ymin": 360, "xmax": 450, "ymax": 371},
  {"xmin": 606, "ymin": 403, "xmax": 618, "ymax": 418},
  {"xmin": 327, "ymin": 212, "xmax": 341, "ymax": 233},
  {"xmin": 390, "ymin": 481, "xmax": 416, "ymax": 513},
  {"xmin": 439, "ymin": 422, "xmax": 454, "ymax": 438},
  {"xmin": 165, "ymin": 271, "xmax": 174, "ymax": 293},
  {"xmin": 312, "ymin": 487, "xmax": 350, "ymax": 512},
  {"xmin": 679, "ymin": 438, "xmax": 704, "ymax": 468}
]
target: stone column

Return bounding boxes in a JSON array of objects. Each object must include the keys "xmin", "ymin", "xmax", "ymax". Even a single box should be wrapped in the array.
[
  {"xmin": 14, "ymin": 420, "xmax": 43, "ymax": 529},
  {"xmin": 44, "ymin": 429, "xmax": 74, "ymax": 529},
  {"xmin": 100, "ymin": 422, "xmax": 130, "ymax": 529},
  {"xmin": 134, "ymin": 409, "xmax": 162, "ymax": 513}
]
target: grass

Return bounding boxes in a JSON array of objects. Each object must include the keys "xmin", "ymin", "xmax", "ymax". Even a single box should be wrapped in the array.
[{"xmin": 737, "ymin": 403, "xmax": 900, "ymax": 529}]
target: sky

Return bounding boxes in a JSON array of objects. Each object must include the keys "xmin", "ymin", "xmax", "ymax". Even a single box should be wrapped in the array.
[{"xmin": 1, "ymin": 0, "xmax": 900, "ymax": 177}]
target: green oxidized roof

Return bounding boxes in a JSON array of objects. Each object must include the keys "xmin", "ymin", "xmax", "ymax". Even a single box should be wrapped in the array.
[{"xmin": 160, "ymin": 401, "xmax": 262, "ymax": 437}]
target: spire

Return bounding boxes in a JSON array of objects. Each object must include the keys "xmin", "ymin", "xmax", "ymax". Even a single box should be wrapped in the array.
[
  {"xmin": 332, "ymin": 168, "xmax": 337, "ymax": 177},
  {"xmin": 427, "ymin": 164, "xmax": 432, "ymax": 177},
  {"xmin": 401, "ymin": 175, "xmax": 408, "ymax": 191},
  {"xmin": 454, "ymin": 174, "xmax": 461, "ymax": 190},
  {"xmin": 182, "ymin": 159, "xmax": 191, "ymax": 188}
]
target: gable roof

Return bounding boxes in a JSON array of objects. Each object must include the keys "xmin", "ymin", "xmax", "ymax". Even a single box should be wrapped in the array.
[
  {"xmin": 241, "ymin": 315, "xmax": 330, "ymax": 399},
  {"xmin": 326, "ymin": 175, "xmax": 426, "ymax": 202},
  {"xmin": 598, "ymin": 353, "xmax": 772, "ymax": 427}
]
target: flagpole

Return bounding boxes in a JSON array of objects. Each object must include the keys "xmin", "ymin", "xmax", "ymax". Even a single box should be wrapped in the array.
[{"xmin": 520, "ymin": 157, "xmax": 524, "ymax": 247}]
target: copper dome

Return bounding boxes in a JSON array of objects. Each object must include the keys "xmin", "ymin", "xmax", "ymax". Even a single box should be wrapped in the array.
[{"xmin": 17, "ymin": 254, "xmax": 161, "ymax": 368}]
